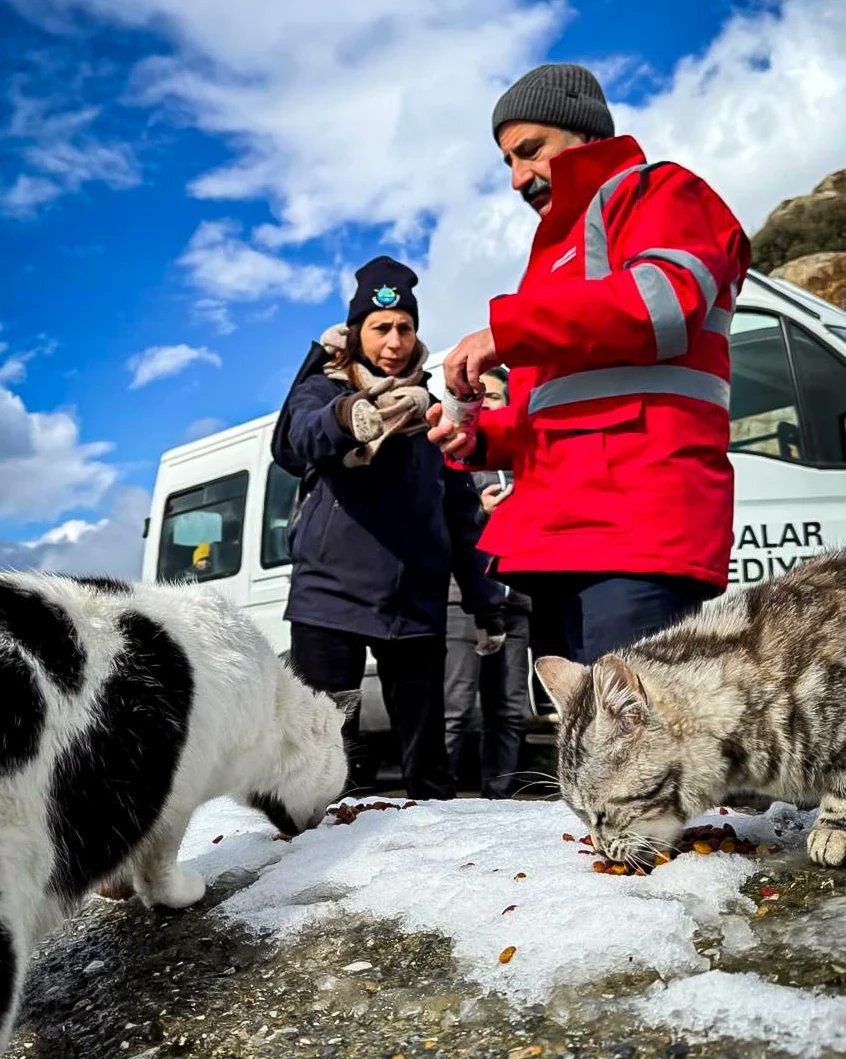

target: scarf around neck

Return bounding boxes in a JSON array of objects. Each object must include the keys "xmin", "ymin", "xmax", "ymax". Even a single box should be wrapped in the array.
[{"xmin": 320, "ymin": 324, "xmax": 431, "ymax": 467}]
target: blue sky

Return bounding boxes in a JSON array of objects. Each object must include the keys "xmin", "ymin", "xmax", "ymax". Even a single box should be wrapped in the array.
[{"xmin": 0, "ymin": 0, "xmax": 843, "ymax": 574}]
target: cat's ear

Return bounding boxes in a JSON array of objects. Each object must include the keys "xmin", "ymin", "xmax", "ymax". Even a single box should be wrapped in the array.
[
  {"xmin": 326, "ymin": 689, "xmax": 361, "ymax": 719},
  {"xmin": 535, "ymin": 656, "xmax": 588, "ymax": 719},
  {"xmin": 592, "ymin": 654, "xmax": 649, "ymax": 736}
]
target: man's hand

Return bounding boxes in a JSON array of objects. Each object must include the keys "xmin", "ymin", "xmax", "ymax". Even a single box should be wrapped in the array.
[
  {"xmin": 426, "ymin": 404, "xmax": 478, "ymax": 460},
  {"xmin": 480, "ymin": 481, "xmax": 513, "ymax": 515},
  {"xmin": 474, "ymin": 604, "xmax": 506, "ymax": 656},
  {"xmin": 443, "ymin": 327, "xmax": 498, "ymax": 397}
]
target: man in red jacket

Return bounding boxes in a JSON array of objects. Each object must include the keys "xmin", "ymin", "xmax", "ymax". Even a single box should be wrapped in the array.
[{"xmin": 428, "ymin": 63, "xmax": 751, "ymax": 665}]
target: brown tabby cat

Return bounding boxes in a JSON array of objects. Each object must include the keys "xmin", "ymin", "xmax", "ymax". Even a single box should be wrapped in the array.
[{"xmin": 537, "ymin": 551, "xmax": 846, "ymax": 869}]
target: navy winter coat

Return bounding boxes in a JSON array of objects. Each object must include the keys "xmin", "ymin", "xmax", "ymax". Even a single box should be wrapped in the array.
[{"xmin": 271, "ymin": 349, "xmax": 504, "ymax": 640}]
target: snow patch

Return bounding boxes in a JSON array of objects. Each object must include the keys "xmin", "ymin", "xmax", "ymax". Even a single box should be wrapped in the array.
[{"xmin": 633, "ymin": 971, "xmax": 846, "ymax": 1056}]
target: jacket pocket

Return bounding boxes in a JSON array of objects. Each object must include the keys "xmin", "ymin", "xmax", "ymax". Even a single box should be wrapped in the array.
[
  {"xmin": 530, "ymin": 397, "xmax": 642, "ymax": 433},
  {"xmin": 525, "ymin": 398, "xmax": 644, "ymax": 533},
  {"xmin": 317, "ymin": 498, "xmax": 340, "ymax": 564},
  {"xmin": 287, "ymin": 488, "xmax": 317, "ymax": 562}
]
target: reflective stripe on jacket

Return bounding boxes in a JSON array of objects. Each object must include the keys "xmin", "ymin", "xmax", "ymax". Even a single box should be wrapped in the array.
[{"xmin": 476, "ymin": 135, "xmax": 751, "ymax": 590}]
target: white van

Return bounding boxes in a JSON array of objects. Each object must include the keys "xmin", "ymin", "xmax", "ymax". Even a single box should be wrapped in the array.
[{"xmin": 142, "ymin": 268, "xmax": 846, "ymax": 684}]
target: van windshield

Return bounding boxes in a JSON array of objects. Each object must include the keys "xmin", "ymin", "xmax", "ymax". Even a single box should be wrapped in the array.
[{"xmin": 157, "ymin": 471, "xmax": 248, "ymax": 583}]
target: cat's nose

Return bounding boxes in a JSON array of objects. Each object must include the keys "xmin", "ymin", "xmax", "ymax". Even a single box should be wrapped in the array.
[{"xmin": 305, "ymin": 807, "xmax": 328, "ymax": 830}]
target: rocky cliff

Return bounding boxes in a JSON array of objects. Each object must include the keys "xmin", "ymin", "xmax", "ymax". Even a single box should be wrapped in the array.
[{"xmin": 751, "ymin": 168, "xmax": 846, "ymax": 308}]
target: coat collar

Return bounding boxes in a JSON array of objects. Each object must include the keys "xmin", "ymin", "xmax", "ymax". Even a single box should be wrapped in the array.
[{"xmin": 537, "ymin": 134, "xmax": 647, "ymax": 239}]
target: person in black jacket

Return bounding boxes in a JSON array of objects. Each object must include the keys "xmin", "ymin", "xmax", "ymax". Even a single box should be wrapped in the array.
[{"xmin": 271, "ymin": 256, "xmax": 504, "ymax": 800}]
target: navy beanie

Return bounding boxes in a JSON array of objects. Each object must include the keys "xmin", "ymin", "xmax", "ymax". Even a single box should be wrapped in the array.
[{"xmin": 346, "ymin": 256, "xmax": 419, "ymax": 330}]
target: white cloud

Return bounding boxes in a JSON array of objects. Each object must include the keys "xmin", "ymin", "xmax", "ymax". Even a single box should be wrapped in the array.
[
  {"xmin": 1, "ymin": 80, "xmax": 141, "ymax": 218},
  {"xmin": 415, "ymin": 190, "xmax": 537, "ymax": 349},
  {"xmin": 178, "ymin": 219, "xmax": 334, "ymax": 304},
  {"xmin": 10, "ymin": 0, "xmax": 561, "ymax": 336},
  {"xmin": 0, "ymin": 332, "xmax": 58, "ymax": 386},
  {"xmin": 193, "ymin": 297, "xmax": 236, "ymax": 335},
  {"xmin": 127, "ymin": 343, "xmax": 222, "ymax": 388},
  {"xmin": 131, "ymin": 1, "xmax": 562, "ymax": 244},
  {"xmin": 0, "ymin": 356, "xmax": 30, "ymax": 386},
  {"xmin": 34, "ymin": 517, "xmax": 106, "ymax": 545},
  {"xmin": 25, "ymin": 135, "xmax": 138, "ymax": 189},
  {"xmin": 1, "ymin": 486, "xmax": 149, "ymax": 579},
  {"xmin": 185, "ymin": 415, "xmax": 225, "ymax": 440},
  {"xmin": 11, "ymin": 0, "xmax": 846, "ymax": 344},
  {"xmin": 0, "ymin": 173, "xmax": 63, "ymax": 216},
  {"xmin": 0, "ymin": 385, "xmax": 115, "ymax": 520},
  {"xmin": 614, "ymin": 0, "xmax": 846, "ymax": 233}
]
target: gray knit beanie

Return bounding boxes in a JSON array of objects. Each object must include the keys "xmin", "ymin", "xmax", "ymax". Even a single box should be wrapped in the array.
[{"xmin": 492, "ymin": 63, "xmax": 615, "ymax": 142}]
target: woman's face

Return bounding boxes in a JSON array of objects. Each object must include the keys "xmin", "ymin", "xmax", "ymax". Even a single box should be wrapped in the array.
[{"xmin": 359, "ymin": 310, "xmax": 417, "ymax": 376}]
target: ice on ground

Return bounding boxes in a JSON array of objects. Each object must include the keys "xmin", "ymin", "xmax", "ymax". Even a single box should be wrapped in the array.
[
  {"xmin": 633, "ymin": 971, "xmax": 846, "ymax": 1056},
  {"xmin": 179, "ymin": 797, "xmax": 834, "ymax": 1050}
]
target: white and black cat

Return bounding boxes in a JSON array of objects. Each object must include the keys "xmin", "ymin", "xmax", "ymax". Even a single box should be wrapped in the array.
[
  {"xmin": 538, "ymin": 551, "xmax": 846, "ymax": 870},
  {"xmin": 0, "ymin": 572, "xmax": 347, "ymax": 1052}
]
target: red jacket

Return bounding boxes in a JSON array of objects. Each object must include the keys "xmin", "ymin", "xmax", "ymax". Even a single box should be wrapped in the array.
[{"xmin": 474, "ymin": 135, "xmax": 750, "ymax": 590}]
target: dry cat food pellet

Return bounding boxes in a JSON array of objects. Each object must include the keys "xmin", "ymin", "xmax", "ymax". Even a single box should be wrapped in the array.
[
  {"xmin": 579, "ymin": 821, "xmax": 778, "ymax": 876},
  {"xmin": 327, "ymin": 799, "xmax": 418, "ymax": 825},
  {"xmin": 211, "ymin": 834, "xmax": 224, "ymax": 845},
  {"xmin": 499, "ymin": 945, "xmax": 517, "ymax": 964},
  {"xmin": 513, "ymin": 871, "xmax": 527, "ymax": 880},
  {"xmin": 562, "ymin": 833, "xmax": 575, "ymax": 842},
  {"xmin": 501, "ymin": 904, "xmax": 517, "ymax": 915},
  {"xmin": 508, "ymin": 1046, "xmax": 544, "ymax": 1059}
]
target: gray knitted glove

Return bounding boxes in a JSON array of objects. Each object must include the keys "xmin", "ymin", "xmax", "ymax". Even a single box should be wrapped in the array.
[
  {"xmin": 334, "ymin": 392, "xmax": 383, "ymax": 442},
  {"xmin": 334, "ymin": 377, "xmax": 399, "ymax": 442}
]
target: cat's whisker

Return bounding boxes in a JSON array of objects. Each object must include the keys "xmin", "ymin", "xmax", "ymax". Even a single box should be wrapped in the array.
[
  {"xmin": 505, "ymin": 770, "xmax": 560, "ymax": 785},
  {"xmin": 512, "ymin": 778, "xmax": 559, "ymax": 797},
  {"xmin": 637, "ymin": 836, "xmax": 681, "ymax": 858}
]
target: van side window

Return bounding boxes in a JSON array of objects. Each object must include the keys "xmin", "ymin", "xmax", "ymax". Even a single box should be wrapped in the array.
[
  {"xmin": 786, "ymin": 321, "xmax": 846, "ymax": 466},
  {"xmin": 728, "ymin": 311, "xmax": 803, "ymax": 462},
  {"xmin": 261, "ymin": 463, "xmax": 299, "ymax": 568},
  {"xmin": 157, "ymin": 471, "xmax": 248, "ymax": 583}
]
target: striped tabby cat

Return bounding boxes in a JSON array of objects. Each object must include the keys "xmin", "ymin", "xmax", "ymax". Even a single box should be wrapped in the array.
[{"xmin": 537, "ymin": 551, "xmax": 846, "ymax": 869}]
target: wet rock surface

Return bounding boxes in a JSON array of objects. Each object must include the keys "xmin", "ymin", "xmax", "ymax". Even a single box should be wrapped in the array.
[{"xmin": 8, "ymin": 838, "xmax": 846, "ymax": 1058}]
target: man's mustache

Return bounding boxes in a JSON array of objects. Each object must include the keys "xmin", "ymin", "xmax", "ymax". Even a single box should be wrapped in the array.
[{"xmin": 521, "ymin": 175, "xmax": 551, "ymax": 209}]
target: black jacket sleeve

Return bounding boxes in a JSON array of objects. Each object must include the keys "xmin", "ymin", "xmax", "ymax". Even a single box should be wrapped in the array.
[
  {"xmin": 443, "ymin": 466, "xmax": 506, "ymax": 615},
  {"xmin": 279, "ymin": 374, "xmax": 359, "ymax": 471}
]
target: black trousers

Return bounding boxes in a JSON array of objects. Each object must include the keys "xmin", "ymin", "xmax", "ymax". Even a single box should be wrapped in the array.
[
  {"xmin": 289, "ymin": 622, "xmax": 456, "ymax": 801},
  {"xmin": 444, "ymin": 604, "xmax": 531, "ymax": 798},
  {"xmin": 521, "ymin": 573, "xmax": 716, "ymax": 665}
]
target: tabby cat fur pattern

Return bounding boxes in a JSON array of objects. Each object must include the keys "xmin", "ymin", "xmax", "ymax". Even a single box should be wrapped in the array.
[
  {"xmin": 537, "ymin": 551, "xmax": 846, "ymax": 870},
  {"xmin": 0, "ymin": 573, "xmax": 347, "ymax": 1052}
]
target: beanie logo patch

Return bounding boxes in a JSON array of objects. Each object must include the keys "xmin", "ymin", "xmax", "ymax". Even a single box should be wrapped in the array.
[{"xmin": 372, "ymin": 285, "xmax": 401, "ymax": 309}]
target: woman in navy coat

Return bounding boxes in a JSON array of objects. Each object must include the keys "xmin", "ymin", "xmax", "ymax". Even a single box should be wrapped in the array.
[{"xmin": 272, "ymin": 256, "xmax": 504, "ymax": 799}]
